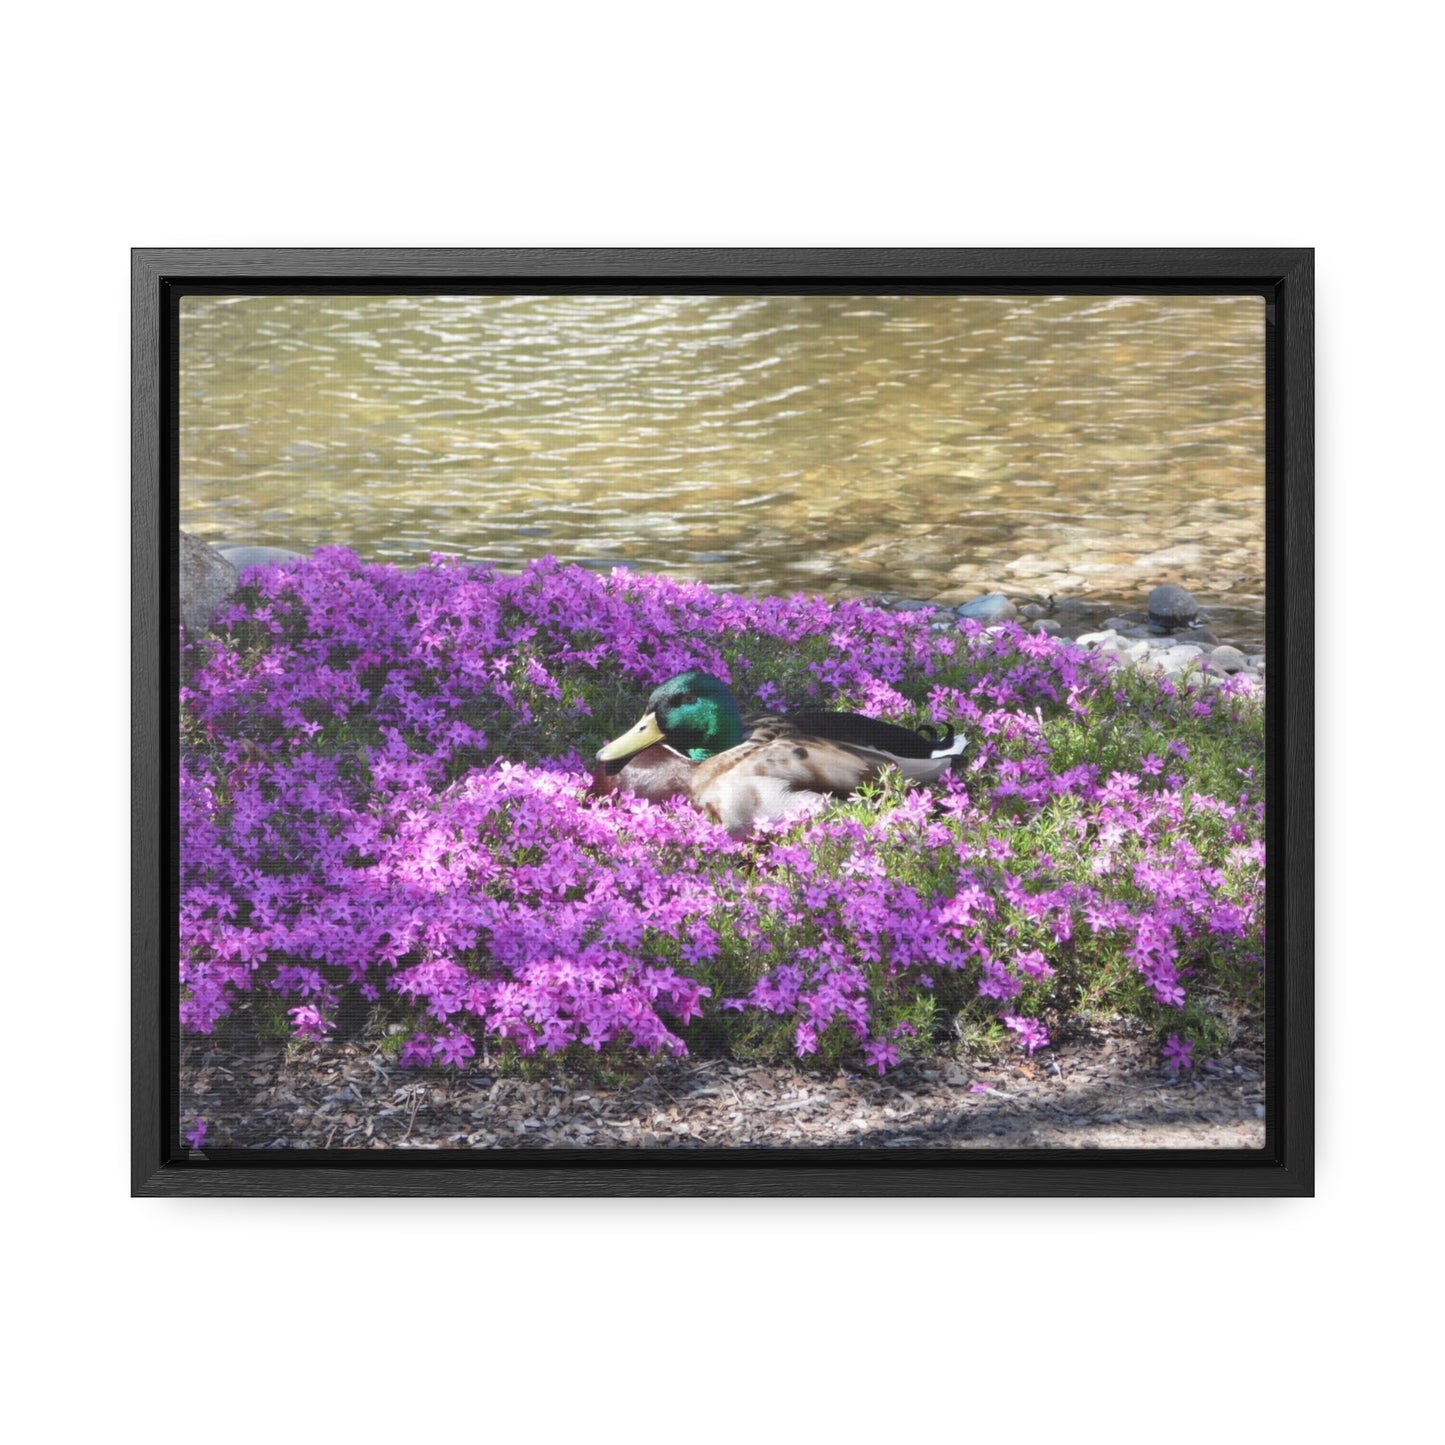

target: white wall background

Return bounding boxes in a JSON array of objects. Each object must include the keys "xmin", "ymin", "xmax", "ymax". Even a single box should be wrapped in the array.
[{"xmin": 2, "ymin": 2, "xmax": 1432, "ymax": 1439}]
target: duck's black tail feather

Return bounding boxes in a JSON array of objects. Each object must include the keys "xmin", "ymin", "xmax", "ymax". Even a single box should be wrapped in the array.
[{"xmin": 785, "ymin": 710, "xmax": 962, "ymax": 760}]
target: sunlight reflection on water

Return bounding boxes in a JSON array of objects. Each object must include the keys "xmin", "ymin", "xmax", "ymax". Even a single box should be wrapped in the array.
[{"xmin": 180, "ymin": 292, "xmax": 1266, "ymax": 647}]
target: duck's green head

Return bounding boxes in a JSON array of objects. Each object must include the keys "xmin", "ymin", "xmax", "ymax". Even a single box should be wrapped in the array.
[{"xmin": 596, "ymin": 670, "xmax": 745, "ymax": 762}]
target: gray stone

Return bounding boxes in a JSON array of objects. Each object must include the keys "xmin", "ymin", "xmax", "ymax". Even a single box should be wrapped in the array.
[
  {"xmin": 1032, "ymin": 618, "xmax": 1062, "ymax": 635},
  {"xmin": 1153, "ymin": 645, "xmax": 1207, "ymax": 674},
  {"xmin": 1102, "ymin": 616, "xmax": 1135, "ymax": 632},
  {"xmin": 955, "ymin": 592, "xmax": 1017, "ymax": 623},
  {"xmin": 891, "ymin": 598, "xmax": 933, "ymax": 613},
  {"xmin": 1171, "ymin": 626, "xmax": 1219, "ymax": 647},
  {"xmin": 1209, "ymin": 645, "xmax": 1248, "ymax": 674},
  {"xmin": 1075, "ymin": 629, "xmax": 1123, "ymax": 649},
  {"xmin": 216, "ymin": 544, "xmax": 304, "ymax": 571},
  {"xmin": 1019, "ymin": 603, "xmax": 1046, "ymax": 621},
  {"xmin": 1147, "ymin": 583, "xmax": 1203, "ymax": 629},
  {"xmin": 180, "ymin": 532, "xmax": 238, "ymax": 636}
]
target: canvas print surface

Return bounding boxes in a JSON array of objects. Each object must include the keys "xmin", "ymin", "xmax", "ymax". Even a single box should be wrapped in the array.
[{"xmin": 177, "ymin": 293, "xmax": 1266, "ymax": 1151}]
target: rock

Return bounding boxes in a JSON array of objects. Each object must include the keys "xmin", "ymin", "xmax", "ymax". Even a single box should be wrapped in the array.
[
  {"xmin": 1151, "ymin": 645, "xmax": 1208, "ymax": 675},
  {"xmin": 1209, "ymin": 645, "xmax": 1248, "ymax": 674},
  {"xmin": 1075, "ymin": 629, "xmax": 1123, "ymax": 649},
  {"xmin": 1171, "ymin": 626, "xmax": 1219, "ymax": 647},
  {"xmin": 955, "ymin": 593, "xmax": 1017, "ymax": 624},
  {"xmin": 180, "ymin": 532, "xmax": 238, "ymax": 636},
  {"xmin": 1019, "ymin": 603, "xmax": 1046, "ymax": 621},
  {"xmin": 1147, "ymin": 583, "xmax": 1202, "ymax": 629},
  {"xmin": 215, "ymin": 545, "xmax": 304, "ymax": 571},
  {"xmin": 1102, "ymin": 616, "xmax": 1135, "ymax": 632},
  {"xmin": 1032, "ymin": 618, "xmax": 1062, "ymax": 635},
  {"xmin": 1050, "ymin": 598, "xmax": 1103, "ymax": 622},
  {"xmin": 890, "ymin": 598, "xmax": 933, "ymax": 613}
]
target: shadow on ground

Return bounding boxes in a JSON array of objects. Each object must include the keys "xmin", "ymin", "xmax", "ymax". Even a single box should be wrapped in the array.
[{"xmin": 181, "ymin": 1019, "xmax": 1264, "ymax": 1153}]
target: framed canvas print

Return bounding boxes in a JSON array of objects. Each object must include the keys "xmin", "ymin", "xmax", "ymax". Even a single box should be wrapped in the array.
[{"xmin": 133, "ymin": 248, "xmax": 1313, "ymax": 1196}]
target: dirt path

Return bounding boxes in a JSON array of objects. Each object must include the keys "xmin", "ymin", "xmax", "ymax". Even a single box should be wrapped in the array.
[{"xmin": 181, "ymin": 1021, "xmax": 1264, "ymax": 1152}]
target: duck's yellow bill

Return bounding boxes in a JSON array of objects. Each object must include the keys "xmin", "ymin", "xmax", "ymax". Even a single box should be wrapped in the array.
[{"xmin": 596, "ymin": 711, "xmax": 666, "ymax": 762}]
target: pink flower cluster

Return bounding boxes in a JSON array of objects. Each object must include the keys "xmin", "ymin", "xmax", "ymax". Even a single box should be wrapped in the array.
[{"xmin": 179, "ymin": 551, "xmax": 1264, "ymax": 1073}]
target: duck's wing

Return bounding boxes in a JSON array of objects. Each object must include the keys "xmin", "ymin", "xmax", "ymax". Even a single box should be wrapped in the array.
[
  {"xmin": 780, "ymin": 710, "xmax": 963, "ymax": 762},
  {"xmin": 688, "ymin": 732, "xmax": 895, "ymax": 837},
  {"xmin": 741, "ymin": 710, "xmax": 966, "ymax": 782}
]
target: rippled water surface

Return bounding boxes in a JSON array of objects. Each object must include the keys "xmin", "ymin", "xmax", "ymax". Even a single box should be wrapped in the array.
[{"xmin": 180, "ymin": 293, "xmax": 1266, "ymax": 646}]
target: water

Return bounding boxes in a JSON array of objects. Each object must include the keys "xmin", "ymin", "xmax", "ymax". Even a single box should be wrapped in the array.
[{"xmin": 179, "ymin": 292, "xmax": 1266, "ymax": 649}]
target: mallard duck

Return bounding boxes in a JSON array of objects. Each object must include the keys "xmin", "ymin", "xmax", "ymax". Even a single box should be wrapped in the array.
[{"xmin": 592, "ymin": 670, "xmax": 965, "ymax": 837}]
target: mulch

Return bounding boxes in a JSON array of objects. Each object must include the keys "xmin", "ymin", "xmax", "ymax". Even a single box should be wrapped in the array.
[{"xmin": 180, "ymin": 1019, "xmax": 1265, "ymax": 1152}]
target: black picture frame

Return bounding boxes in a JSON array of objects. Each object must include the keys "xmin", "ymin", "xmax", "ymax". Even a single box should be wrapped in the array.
[{"xmin": 135, "ymin": 247, "xmax": 1313, "ymax": 1197}]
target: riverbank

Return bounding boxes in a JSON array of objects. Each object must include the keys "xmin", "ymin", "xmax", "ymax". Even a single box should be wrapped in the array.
[
  {"xmin": 201, "ymin": 540, "xmax": 1266, "ymax": 689},
  {"xmin": 870, "ymin": 586, "xmax": 1265, "ymax": 690}
]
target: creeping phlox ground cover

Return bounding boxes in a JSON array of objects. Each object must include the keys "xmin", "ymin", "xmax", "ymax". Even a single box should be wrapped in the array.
[{"xmin": 180, "ymin": 550, "xmax": 1265, "ymax": 1082}]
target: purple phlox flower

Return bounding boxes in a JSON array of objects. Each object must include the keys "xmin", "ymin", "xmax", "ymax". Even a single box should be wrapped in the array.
[
  {"xmin": 862, "ymin": 1038, "xmax": 900, "ymax": 1075},
  {"xmin": 400, "ymin": 1033, "xmax": 435, "ymax": 1068},
  {"xmin": 1015, "ymin": 949, "xmax": 1054, "ymax": 979},
  {"xmin": 1155, "ymin": 981, "xmax": 1186, "ymax": 1008},
  {"xmin": 179, "ymin": 552, "xmax": 1263, "ymax": 1081},
  {"xmin": 433, "ymin": 1030, "xmax": 476, "ymax": 1069},
  {"xmin": 977, "ymin": 959, "xmax": 1023, "ymax": 1000},
  {"xmin": 1162, "ymin": 1034, "xmax": 1194, "ymax": 1071},
  {"xmin": 185, "ymin": 1117, "xmax": 208, "ymax": 1149},
  {"xmin": 1001, "ymin": 1014, "xmax": 1050, "ymax": 1054},
  {"xmin": 288, "ymin": 1004, "xmax": 335, "ymax": 1038}
]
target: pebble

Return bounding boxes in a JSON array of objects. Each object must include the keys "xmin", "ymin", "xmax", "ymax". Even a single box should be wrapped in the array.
[
  {"xmin": 1147, "ymin": 583, "xmax": 1203, "ymax": 630},
  {"xmin": 1171, "ymin": 626, "xmax": 1219, "ymax": 647},
  {"xmin": 1075, "ymin": 629, "xmax": 1123, "ymax": 649},
  {"xmin": 955, "ymin": 593, "xmax": 1018, "ymax": 623},
  {"xmin": 216, "ymin": 544, "xmax": 305, "ymax": 570},
  {"xmin": 1147, "ymin": 645, "xmax": 1208, "ymax": 677},
  {"xmin": 926, "ymin": 598, "xmax": 1267, "ymax": 689}
]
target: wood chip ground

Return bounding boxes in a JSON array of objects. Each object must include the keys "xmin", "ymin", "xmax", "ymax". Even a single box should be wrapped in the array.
[{"xmin": 180, "ymin": 1021, "xmax": 1265, "ymax": 1153}]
